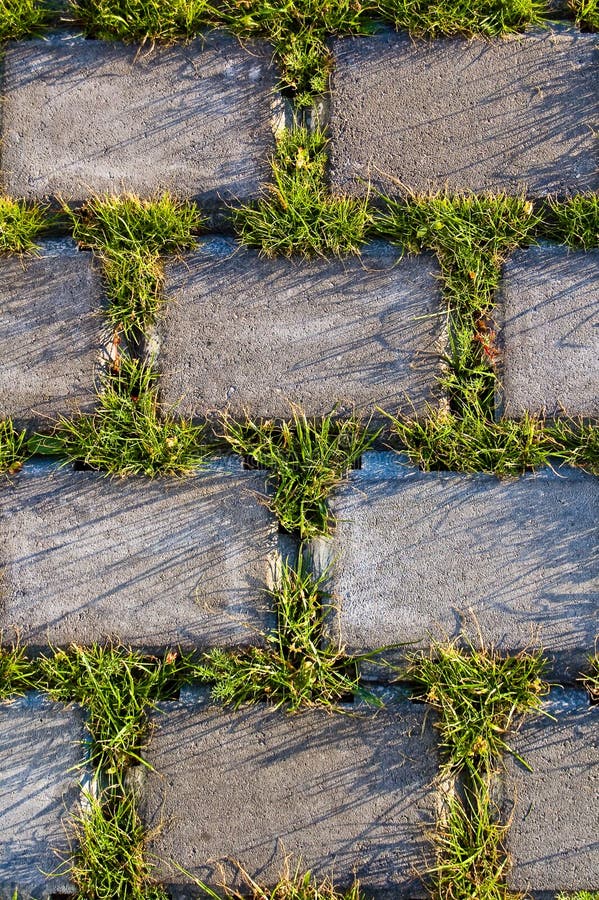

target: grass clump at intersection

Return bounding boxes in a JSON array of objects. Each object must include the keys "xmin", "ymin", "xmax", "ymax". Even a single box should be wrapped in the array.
[
  {"xmin": 222, "ymin": 407, "xmax": 377, "ymax": 538},
  {"xmin": 544, "ymin": 194, "xmax": 599, "ymax": 249},
  {"xmin": 0, "ymin": 0, "xmax": 49, "ymax": 40},
  {"xmin": 405, "ymin": 640, "xmax": 548, "ymax": 773},
  {"xmin": 0, "ymin": 197, "xmax": 50, "ymax": 253},
  {"xmin": 38, "ymin": 643, "xmax": 193, "ymax": 771},
  {"xmin": 0, "ymin": 419, "xmax": 28, "ymax": 475},
  {"xmin": 197, "ymin": 554, "xmax": 378, "ymax": 712},
  {"xmin": 33, "ymin": 356, "xmax": 211, "ymax": 477},
  {"xmin": 0, "ymin": 642, "xmax": 37, "ymax": 701},
  {"xmin": 69, "ymin": 194, "xmax": 202, "ymax": 340},
  {"xmin": 378, "ymin": 0, "xmax": 547, "ymax": 36},
  {"xmin": 233, "ymin": 128, "xmax": 372, "ymax": 258}
]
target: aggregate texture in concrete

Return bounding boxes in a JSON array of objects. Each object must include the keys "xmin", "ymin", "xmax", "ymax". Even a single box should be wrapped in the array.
[
  {"xmin": 0, "ymin": 460, "xmax": 278, "ymax": 650},
  {"xmin": 156, "ymin": 238, "xmax": 443, "ymax": 418},
  {"xmin": 314, "ymin": 455, "xmax": 599, "ymax": 681},
  {"xmin": 0, "ymin": 240, "xmax": 104, "ymax": 430},
  {"xmin": 498, "ymin": 245, "xmax": 599, "ymax": 419},
  {"xmin": 139, "ymin": 688, "xmax": 438, "ymax": 898},
  {"xmin": 0, "ymin": 693, "xmax": 84, "ymax": 898},
  {"xmin": 328, "ymin": 28, "xmax": 599, "ymax": 197},
  {"xmin": 502, "ymin": 689, "xmax": 599, "ymax": 892},
  {"xmin": 1, "ymin": 33, "xmax": 277, "ymax": 203}
]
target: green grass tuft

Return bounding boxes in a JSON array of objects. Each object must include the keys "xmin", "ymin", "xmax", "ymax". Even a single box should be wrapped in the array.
[
  {"xmin": 404, "ymin": 640, "xmax": 548, "ymax": 773},
  {"xmin": 544, "ymin": 195, "xmax": 599, "ymax": 249},
  {"xmin": 69, "ymin": 194, "xmax": 202, "ymax": 339},
  {"xmin": 378, "ymin": 0, "xmax": 547, "ymax": 37},
  {"xmin": 197, "ymin": 554, "xmax": 380, "ymax": 711},
  {"xmin": 557, "ymin": 893, "xmax": 599, "ymax": 900},
  {"xmin": 186, "ymin": 860, "xmax": 365, "ymax": 900},
  {"xmin": 0, "ymin": 0, "xmax": 49, "ymax": 40},
  {"xmin": 0, "ymin": 197, "xmax": 50, "ymax": 253},
  {"xmin": 222, "ymin": 407, "xmax": 377, "ymax": 538},
  {"xmin": 233, "ymin": 128, "xmax": 373, "ymax": 258},
  {"xmin": 569, "ymin": 0, "xmax": 599, "ymax": 28},
  {"xmin": 583, "ymin": 656, "xmax": 599, "ymax": 702},
  {"xmin": 69, "ymin": 0, "xmax": 215, "ymax": 43},
  {"xmin": 0, "ymin": 642, "xmax": 37, "ymax": 702},
  {"xmin": 70, "ymin": 786, "xmax": 168, "ymax": 900},
  {"xmin": 0, "ymin": 419, "xmax": 28, "ymax": 475},
  {"xmin": 32, "ymin": 356, "xmax": 211, "ymax": 477},
  {"xmin": 38, "ymin": 644, "xmax": 192, "ymax": 771}
]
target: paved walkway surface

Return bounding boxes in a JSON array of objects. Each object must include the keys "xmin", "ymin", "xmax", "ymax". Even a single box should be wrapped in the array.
[{"xmin": 0, "ymin": 12, "xmax": 597, "ymax": 900}]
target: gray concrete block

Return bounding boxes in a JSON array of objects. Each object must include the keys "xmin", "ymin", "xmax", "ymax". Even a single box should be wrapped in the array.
[
  {"xmin": 498, "ymin": 245, "xmax": 599, "ymax": 419},
  {"xmin": 329, "ymin": 29, "xmax": 598, "ymax": 197},
  {"xmin": 0, "ymin": 460, "xmax": 278, "ymax": 650},
  {"xmin": 0, "ymin": 240, "xmax": 104, "ymax": 430},
  {"xmin": 139, "ymin": 688, "xmax": 438, "ymax": 897},
  {"xmin": 315, "ymin": 459, "xmax": 599, "ymax": 682},
  {"xmin": 156, "ymin": 239, "xmax": 443, "ymax": 418},
  {"xmin": 1, "ymin": 33, "xmax": 277, "ymax": 204},
  {"xmin": 502, "ymin": 689, "xmax": 599, "ymax": 892},
  {"xmin": 0, "ymin": 692, "xmax": 84, "ymax": 898}
]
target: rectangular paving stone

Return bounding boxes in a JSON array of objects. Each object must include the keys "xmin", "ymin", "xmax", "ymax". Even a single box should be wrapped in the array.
[
  {"xmin": 0, "ymin": 460, "xmax": 278, "ymax": 650},
  {"xmin": 1, "ymin": 33, "xmax": 277, "ymax": 203},
  {"xmin": 0, "ymin": 239, "xmax": 104, "ymax": 430},
  {"xmin": 498, "ymin": 245, "xmax": 599, "ymax": 419},
  {"xmin": 139, "ymin": 688, "xmax": 438, "ymax": 898},
  {"xmin": 329, "ymin": 29, "xmax": 598, "ymax": 197},
  {"xmin": 501, "ymin": 689, "xmax": 599, "ymax": 893},
  {"xmin": 0, "ymin": 693, "xmax": 84, "ymax": 898},
  {"xmin": 155, "ymin": 238, "xmax": 443, "ymax": 418},
  {"xmin": 314, "ymin": 454, "xmax": 599, "ymax": 682}
]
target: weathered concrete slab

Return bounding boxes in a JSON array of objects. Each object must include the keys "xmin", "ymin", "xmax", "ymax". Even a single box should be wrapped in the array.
[
  {"xmin": 329, "ymin": 29, "xmax": 598, "ymax": 197},
  {"xmin": 1, "ymin": 33, "xmax": 277, "ymax": 203},
  {"xmin": 315, "ymin": 455, "xmax": 599, "ymax": 682},
  {"xmin": 0, "ymin": 460, "xmax": 278, "ymax": 650},
  {"xmin": 0, "ymin": 693, "xmax": 84, "ymax": 898},
  {"xmin": 140, "ymin": 688, "xmax": 438, "ymax": 897},
  {"xmin": 502, "ymin": 690, "xmax": 599, "ymax": 892},
  {"xmin": 0, "ymin": 240, "xmax": 104, "ymax": 430},
  {"xmin": 156, "ymin": 239, "xmax": 443, "ymax": 418},
  {"xmin": 498, "ymin": 245, "xmax": 599, "ymax": 419}
]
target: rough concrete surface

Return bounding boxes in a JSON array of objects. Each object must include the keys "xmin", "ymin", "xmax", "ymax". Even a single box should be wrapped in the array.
[
  {"xmin": 0, "ymin": 693, "xmax": 84, "ymax": 898},
  {"xmin": 502, "ymin": 690, "xmax": 599, "ymax": 892},
  {"xmin": 315, "ymin": 457, "xmax": 599, "ymax": 681},
  {"xmin": 140, "ymin": 688, "xmax": 438, "ymax": 898},
  {"xmin": 1, "ymin": 33, "xmax": 277, "ymax": 203},
  {"xmin": 156, "ymin": 238, "xmax": 443, "ymax": 418},
  {"xmin": 498, "ymin": 245, "xmax": 599, "ymax": 418},
  {"xmin": 0, "ymin": 460, "xmax": 278, "ymax": 650},
  {"xmin": 0, "ymin": 240, "xmax": 104, "ymax": 430},
  {"xmin": 329, "ymin": 28, "xmax": 598, "ymax": 197}
]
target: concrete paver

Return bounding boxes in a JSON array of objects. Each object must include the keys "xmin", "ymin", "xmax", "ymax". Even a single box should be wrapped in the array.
[
  {"xmin": 139, "ymin": 688, "xmax": 438, "ymax": 898},
  {"xmin": 0, "ymin": 240, "xmax": 103, "ymax": 430},
  {"xmin": 156, "ymin": 238, "xmax": 443, "ymax": 418},
  {"xmin": 1, "ymin": 33, "xmax": 277, "ymax": 203},
  {"xmin": 0, "ymin": 693, "xmax": 84, "ymax": 899},
  {"xmin": 329, "ymin": 29, "xmax": 598, "ymax": 197},
  {"xmin": 0, "ymin": 460, "xmax": 278, "ymax": 650}
]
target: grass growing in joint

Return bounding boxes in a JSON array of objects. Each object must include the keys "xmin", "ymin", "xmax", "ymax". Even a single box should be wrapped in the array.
[
  {"xmin": 69, "ymin": 0, "xmax": 214, "ymax": 43},
  {"xmin": 70, "ymin": 785, "xmax": 168, "ymax": 900},
  {"xmin": 569, "ymin": 0, "xmax": 599, "ymax": 29},
  {"xmin": 38, "ymin": 644, "xmax": 193, "ymax": 771},
  {"xmin": 0, "ymin": 643, "xmax": 37, "ymax": 701},
  {"xmin": 222, "ymin": 407, "xmax": 377, "ymax": 538},
  {"xmin": 69, "ymin": 194, "xmax": 202, "ymax": 339},
  {"xmin": 33, "ymin": 356, "xmax": 211, "ymax": 477},
  {"xmin": 405, "ymin": 640, "xmax": 549, "ymax": 773},
  {"xmin": 544, "ymin": 195, "xmax": 599, "ymax": 249},
  {"xmin": 0, "ymin": 0, "xmax": 49, "ymax": 40},
  {"xmin": 0, "ymin": 419, "xmax": 28, "ymax": 476},
  {"xmin": 188, "ymin": 861, "xmax": 364, "ymax": 900},
  {"xmin": 0, "ymin": 197, "xmax": 50, "ymax": 253},
  {"xmin": 378, "ymin": 0, "xmax": 547, "ymax": 36},
  {"xmin": 233, "ymin": 128, "xmax": 372, "ymax": 258},
  {"xmin": 584, "ymin": 656, "xmax": 599, "ymax": 702},
  {"xmin": 197, "ymin": 554, "xmax": 378, "ymax": 711}
]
